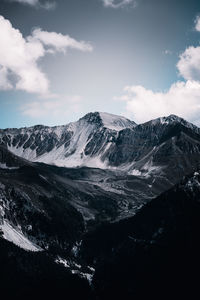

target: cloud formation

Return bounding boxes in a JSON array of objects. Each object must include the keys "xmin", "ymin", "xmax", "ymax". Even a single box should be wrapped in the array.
[
  {"xmin": 8, "ymin": 0, "xmax": 56, "ymax": 10},
  {"xmin": 118, "ymin": 81, "xmax": 200, "ymax": 124},
  {"xmin": 176, "ymin": 16, "xmax": 200, "ymax": 82},
  {"xmin": 177, "ymin": 46, "xmax": 200, "ymax": 81},
  {"xmin": 102, "ymin": 0, "xmax": 137, "ymax": 9},
  {"xmin": 117, "ymin": 16, "xmax": 200, "ymax": 125},
  {"xmin": 0, "ymin": 15, "xmax": 92, "ymax": 95},
  {"xmin": 195, "ymin": 15, "xmax": 200, "ymax": 32},
  {"xmin": 30, "ymin": 28, "xmax": 93, "ymax": 53}
]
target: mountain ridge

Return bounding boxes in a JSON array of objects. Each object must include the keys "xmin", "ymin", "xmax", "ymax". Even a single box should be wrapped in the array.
[
  {"xmin": 1, "ymin": 113, "xmax": 200, "ymax": 298},
  {"xmin": 1, "ymin": 112, "xmax": 199, "ymax": 170}
]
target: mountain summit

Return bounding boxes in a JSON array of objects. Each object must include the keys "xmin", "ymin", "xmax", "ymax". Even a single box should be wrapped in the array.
[{"xmin": 80, "ymin": 112, "xmax": 136, "ymax": 131}]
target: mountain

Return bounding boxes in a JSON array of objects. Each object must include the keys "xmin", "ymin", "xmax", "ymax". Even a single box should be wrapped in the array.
[
  {"xmin": 0, "ymin": 145, "xmax": 153, "ymax": 296},
  {"xmin": 1, "ymin": 112, "xmax": 200, "ymax": 203},
  {"xmin": 1, "ymin": 158, "xmax": 200, "ymax": 299},
  {"xmin": 0, "ymin": 146, "xmax": 86, "ymax": 254},
  {"xmin": 79, "ymin": 170, "xmax": 200, "ymax": 299},
  {"xmin": 107, "ymin": 114, "xmax": 200, "ymax": 172},
  {"xmin": 1, "ymin": 113, "xmax": 200, "ymax": 178},
  {"xmin": 0, "ymin": 145, "xmax": 154, "ymax": 254},
  {"xmin": 0, "ymin": 112, "xmax": 135, "ymax": 168},
  {"xmin": 1, "ymin": 112, "xmax": 200, "ymax": 298}
]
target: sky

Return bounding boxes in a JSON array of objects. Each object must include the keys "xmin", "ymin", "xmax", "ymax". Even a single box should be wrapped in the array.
[{"xmin": 1, "ymin": 0, "xmax": 200, "ymax": 128}]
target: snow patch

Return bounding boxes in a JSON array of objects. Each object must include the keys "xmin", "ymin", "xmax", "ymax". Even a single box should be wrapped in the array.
[
  {"xmin": 130, "ymin": 169, "xmax": 142, "ymax": 176},
  {"xmin": 0, "ymin": 221, "xmax": 42, "ymax": 252},
  {"xmin": 55, "ymin": 257, "xmax": 70, "ymax": 268},
  {"xmin": 99, "ymin": 112, "xmax": 135, "ymax": 131},
  {"xmin": 55, "ymin": 256, "xmax": 95, "ymax": 284}
]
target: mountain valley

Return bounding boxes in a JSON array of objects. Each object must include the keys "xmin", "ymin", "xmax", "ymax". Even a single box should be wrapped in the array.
[{"xmin": 1, "ymin": 112, "xmax": 200, "ymax": 299}]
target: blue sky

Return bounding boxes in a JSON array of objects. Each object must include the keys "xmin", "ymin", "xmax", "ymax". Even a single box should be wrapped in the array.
[{"xmin": 1, "ymin": 0, "xmax": 200, "ymax": 128}]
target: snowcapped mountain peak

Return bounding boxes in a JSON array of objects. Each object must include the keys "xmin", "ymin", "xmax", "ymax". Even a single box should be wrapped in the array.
[
  {"xmin": 99, "ymin": 112, "xmax": 136, "ymax": 131},
  {"xmin": 161, "ymin": 114, "xmax": 186, "ymax": 123},
  {"xmin": 0, "ymin": 112, "xmax": 135, "ymax": 169},
  {"xmin": 80, "ymin": 111, "xmax": 135, "ymax": 131},
  {"xmin": 80, "ymin": 112, "xmax": 103, "ymax": 127},
  {"xmin": 146, "ymin": 114, "xmax": 184, "ymax": 126},
  {"xmin": 1, "ymin": 112, "xmax": 200, "ymax": 171},
  {"xmin": 143, "ymin": 114, "xmax": 197, "ymax": 129},
  {"xmin": 156, "ymin": 114, "xmax": 200, "ymax": 133}
]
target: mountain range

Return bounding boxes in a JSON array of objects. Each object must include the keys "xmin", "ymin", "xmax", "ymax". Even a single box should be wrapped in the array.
[
  {"xmin": 1, "ymin": 111, "xmax": 200, "ymax": 299},
  {"xmin": 1, "ymin": 111, "xmax": 200, "ymax": 178}
]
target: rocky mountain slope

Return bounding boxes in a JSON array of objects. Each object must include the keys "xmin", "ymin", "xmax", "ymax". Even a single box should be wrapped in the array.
[
  {"xmin": 1, "ymin": 157, "xmax": 200, "ymax": 299},
  {"xmin": 1, "ymin": 112, "xmax": 200, "ymax": 181},
  {"xmin": 0, "ymin": 146, "xmax": 153, "ymax": 254},
  {"xmin": 1, "ymin": 112, "xmax": 200, "ymax": 299},
  {"xmin": 1, "ymin": 112, "xmax": 200, "ymax": 219},
  {"xmin": 1, "ymin": 112, "xmax": 200, "ymax": 254},
  {"xmin": 0, "ymin": 112, "xmax": 135, "ymax": 168},
  {"xmin": 0, "ymin": 146, "xmax": 85, "ymax": 253},
  {"xmin": 79, "ymin": 170, "xmax": 200, "ymax": 299}
]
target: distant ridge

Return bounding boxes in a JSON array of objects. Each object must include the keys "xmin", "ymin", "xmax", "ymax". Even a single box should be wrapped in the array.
[{"xmin": 0, "ymin": 111, "xmax": 200, "ymax": 179}]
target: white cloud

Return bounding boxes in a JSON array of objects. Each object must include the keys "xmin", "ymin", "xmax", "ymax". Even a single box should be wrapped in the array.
[
  {"xmin": 195, "ymin": 15, "xmax": 200, "ymax": 32},
  {"xmin": 30, "ymin": 28, "xmax": 93, "ymax": 53},
  {"xmin": 21, "ymin": 95, "xmax": 82, "ymax": 119},
  {"xmin": 118, "ymin": 16, "xmax": 200, "ymax": 125},
  {"xmin": 102, "ymin": 0, "xmax": 137, "ymax": 9},
  {"xmin": 0, "ymin": 15, "xmax": 93, "ymax": 95},
  {"xmin": 8, "ymin": 0, "xmax": 56, "ymax": 10},
  {"xmin": 177, "ymin": 16, "xmax": 200, "ymax": 82},
  {"xmin": 118, "ymin": 80, "xmax": 200, "ymax": 125},
  {"xmin": 177, "ymin": 46, "xmax": 200, "ymax": 81},
  {"xmin": 0, "ymin": 15, "xmax": 48, "ymax": 94}
]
